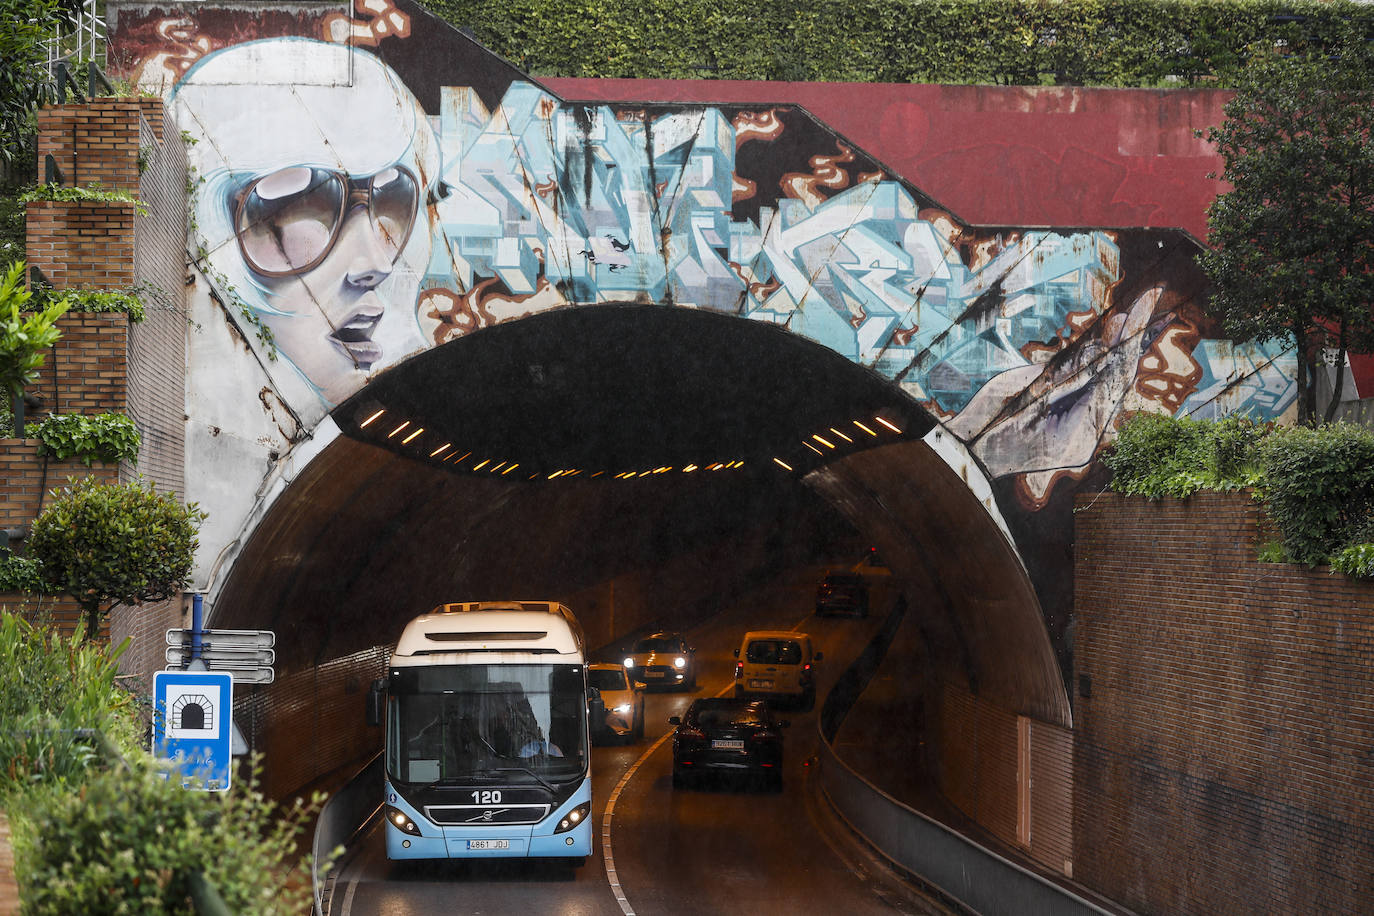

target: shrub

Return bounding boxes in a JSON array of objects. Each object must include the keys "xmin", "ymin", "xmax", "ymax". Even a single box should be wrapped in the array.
[
  {"xmin": 34, "ymin": 412, "xmax": 141, "ymax": 465},
  {"xmin": 1257, "ymin": 423, "xmax": 1374, "ymax": 566},
  {"xmin": 1103, "ymin": 412, "xmax": 1263, "ymax": 498},
  {"xmin": 1331, "ymin": 543, "xmax": 1374, "ymax": 579},
  {"xmin": 0, "ymin": 613, "xmax": 139, "ymax": 796},
  {"xmin": 13, "ymin": 755, "xmax": 323, "ymax": 915},
  {"xmin": 25, "ymin": 477, "xmax": 205, "ymax": 638}
]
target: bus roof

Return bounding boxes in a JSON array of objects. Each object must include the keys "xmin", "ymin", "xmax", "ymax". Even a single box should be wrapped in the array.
[{"xmin": 392, "ymin": 601, "xmax": 584, "ymax": 664}]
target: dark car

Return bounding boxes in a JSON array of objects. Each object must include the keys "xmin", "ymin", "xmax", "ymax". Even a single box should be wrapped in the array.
[
  {"xmin": 815, "ymin": 571, "xmax": 869, "ymax": 617},
  {"xmin": 669, "ymin": 697, "xmax": 789, "ymax": 791},
  {"xmin": 622, "ymin": 631, "xmax": 697, "ymax": 690}
]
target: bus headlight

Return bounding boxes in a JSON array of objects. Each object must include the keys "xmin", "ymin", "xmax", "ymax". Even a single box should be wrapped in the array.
[
  {"xmin": 554, "ymin": 802, "xmax": 592, "ymax": 834},
  {"xmin": 385, "ymin": 805, "xmax": 422, "ymax": 836},
  {"xmin": 674, "ymin": 657, "xmax": 686, "ymax": 668},
  {"xmin": 623, "ymin": 657, "xmax": 634, "ymax": 668}
]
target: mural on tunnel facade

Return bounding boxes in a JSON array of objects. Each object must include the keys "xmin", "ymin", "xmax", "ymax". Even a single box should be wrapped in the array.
[{"xmin": 117, "ymin": 0, "xmax": 1296, "ymax": 513}]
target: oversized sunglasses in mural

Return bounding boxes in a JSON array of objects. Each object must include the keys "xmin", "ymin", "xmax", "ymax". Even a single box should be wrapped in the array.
[{"xmin": 232, "ymin": 165, "xmax": 420, "ymax": 277}]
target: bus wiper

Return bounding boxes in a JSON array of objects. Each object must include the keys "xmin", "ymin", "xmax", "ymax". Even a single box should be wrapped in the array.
[{"xmin": 493, "ymin": 765, "xmax": 554, "ymax": 792}]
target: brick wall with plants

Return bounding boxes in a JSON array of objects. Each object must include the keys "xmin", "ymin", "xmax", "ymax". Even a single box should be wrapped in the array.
[
  {"xmin": 2, "ymin": 97, "xmax": 189, "ymax": 673},
  {"xmin": 1073, "ymin": 491, "xmax": 1373, "ymax": 914}
]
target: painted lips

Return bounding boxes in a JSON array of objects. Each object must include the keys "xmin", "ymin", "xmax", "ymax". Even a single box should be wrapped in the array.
[{"xmin": 330, "ymin": 305, "xmax": 383, "ymax": 369}]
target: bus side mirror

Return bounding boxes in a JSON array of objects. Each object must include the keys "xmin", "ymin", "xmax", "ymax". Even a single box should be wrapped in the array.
[{"xmin": 366, "ymin": 678, "xmax": 385, "ymax": 727}]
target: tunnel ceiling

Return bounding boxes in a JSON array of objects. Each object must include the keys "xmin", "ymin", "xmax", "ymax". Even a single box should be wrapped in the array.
[{"xmin": 335, "ymin": 304, "xmax": 936, "ymax": 480}]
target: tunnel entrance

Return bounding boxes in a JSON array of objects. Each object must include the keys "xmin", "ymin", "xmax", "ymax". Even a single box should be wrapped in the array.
[{"xmin": 211, "ymin": 304, "xmax": 1069, "ymax": 799}]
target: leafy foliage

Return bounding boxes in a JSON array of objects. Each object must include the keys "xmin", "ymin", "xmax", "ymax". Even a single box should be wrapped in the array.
[
  {"xmin": 426, "ymin": 0, "xmax": 1373, "ymax": 86},
  {"xmin": 0, "ymin": 260, "xmax": 69, "ymax": 399},
  {"xmin": 1256, "ymin": 423, "xmax": 1374, "ymax": 566},
  {"xmin": 19, "ymin": 183, "xmax": 148, "ymax": 216},
  {"xmin": 0, "ymin": 0, "xmax": 79, "ymax": 171},
  {"xmin": 0, "ymin": 552, "xmax": 45, "ymax": 591},
  {"xmin": 0, "ymin": 613, "xmax": 138, "ymax": 795},
  {"xmin": 1331, "ymin": 542, "xmax": 1374, "ymax": 578},
  {"xmin": 34, "ymin": 412, "xmax": 141, "ymax": 465},
  {"xmin": 46, "ymin": 288, "xmax": 146, "ymax": 322},
  {"xmin": 1197, "ymin": 23, "xmax": 1374, "ymax": 425},
  {"xmin": 1103, "ymin": 412, "xmax": 1263, "ymax": 498},
  {"xmin": 25, "ymin": 478, "xmax": 205, "ymax": 637},
  {"xmin": 13, "ymin": 758, "xmax": 323, "ymax": 915}
]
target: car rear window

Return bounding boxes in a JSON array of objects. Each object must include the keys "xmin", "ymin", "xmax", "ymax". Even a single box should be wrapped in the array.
[
  {"xmin": 745, "ymin": 639, "xmax": 801, "ymax": 664},
  {"xmin": 689, "ymin": 701, "xmax": 767, "ymax": 728}
]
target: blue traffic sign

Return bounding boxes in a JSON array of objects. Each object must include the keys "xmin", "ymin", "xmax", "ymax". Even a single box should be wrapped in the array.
[{"xmin": 153, "ymin": 670, "xmax": 234, "ymax": 791}]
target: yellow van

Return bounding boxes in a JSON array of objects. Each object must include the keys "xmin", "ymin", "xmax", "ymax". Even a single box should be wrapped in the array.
[{"xmin": 733, "ymin": 630, "xmax": 822, "ymax": 707}]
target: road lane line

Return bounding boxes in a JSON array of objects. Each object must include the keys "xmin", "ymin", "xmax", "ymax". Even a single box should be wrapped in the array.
[{"xmin": 601, "ymin": 681, "xmax": 735, "ymax": 916}]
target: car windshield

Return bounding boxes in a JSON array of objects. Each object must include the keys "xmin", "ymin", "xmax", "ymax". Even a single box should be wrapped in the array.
[
  {"xmin": 386, "ymin": 664, "xmax": 587, "ymax": 785},
  {"xmin": 746, "ymin": 639, "xmax": 801, "ymax": 664},
  {"xmin": 588, "ymin": 668, "xmax": 629, "ymax": 691},
  {"xmin": 826, "ymin": 574, "xmax": 861, "ymax": 587},
  {"xmin": 689, "ymin": 700, "xmax": 768, "ymax": 728},
  {"xmin": 633, "ymin": 636, "xmax": 680, "ymax": 653}
]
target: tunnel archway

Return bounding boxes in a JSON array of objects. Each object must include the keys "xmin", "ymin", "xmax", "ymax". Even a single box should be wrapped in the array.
[{"xmin": 212, "ymin": 304, "xmax": 1068, "ymax": 773}]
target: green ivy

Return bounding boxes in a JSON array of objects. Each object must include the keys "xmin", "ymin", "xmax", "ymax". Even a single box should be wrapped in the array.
[
  {"xmin": 1331, "ymin": 543, "xmax": 1374, "ymax": 579},
  {"xmin": 19, "ymin": 183, "xmax": 148, "ymax": 216},
  {"xmin": 0, "ymin": 552, "xmax": 45, "ymax": 591},
  {"xmin": 426, "ymin": 0, "xmax": 1374, "ymax": 87},
  {"xmin": 34, "ymin": 412, "xmax": 141, "ymax": 465},
  {"xmin": 1256, "ymin": 423, "xmax": 1374, "ymax": 567},
  {"xmin": 44, "ymin": 288, "xmax": 146, "ymax": 323},
  {"xmin": 1102, "ymin": 413, "xmax": 1263, "ymax": 499}
]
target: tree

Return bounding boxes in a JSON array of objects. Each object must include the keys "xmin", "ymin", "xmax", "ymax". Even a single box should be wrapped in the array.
[
  {"xmin": 0, "ymin": 0, "xmax": 79, "ymax": 173},
  {"xmin": 25, "ymin": 477, "xmax": 206, "ymax": 639},
  {"xmin": 1, "ymin": 260, "xmax": 68, "ymax": 429},
  {"xmin": 1197, "ymin": 28, "xmax": 1374, "ymax": 425}
]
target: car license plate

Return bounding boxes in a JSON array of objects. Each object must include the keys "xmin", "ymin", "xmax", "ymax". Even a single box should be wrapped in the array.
[
  {"xmin": 749, "ymin": 679, "xmax": 773, "ymax": 688},
  {"xmin": 467, "ymin": 839, "xmax": 509, "ymax": 850},
  {"xmin": 712, "ymin": 739, "xmax": 745, "ymax": 749},
  {"xmin": 644, "ymin": 670, "xmax": 664, "ymax": 678}
]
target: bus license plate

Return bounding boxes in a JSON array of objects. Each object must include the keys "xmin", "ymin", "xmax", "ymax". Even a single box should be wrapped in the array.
[
  {"xmin": 749, "ymin": 679, "xmax": 772, "ymax": 688},
  {"xmin": 712, "ymin": 739, "xmax": 745, "ymax": 749},
  {"xmin": 468, "ymin": 839, "xmax": 509, "ymax": 850}
]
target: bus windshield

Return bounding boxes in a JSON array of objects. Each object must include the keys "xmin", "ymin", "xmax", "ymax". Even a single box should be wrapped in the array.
[{"xmin": 387, "ymin": 664, "xmax": 587, "ymax": 786}]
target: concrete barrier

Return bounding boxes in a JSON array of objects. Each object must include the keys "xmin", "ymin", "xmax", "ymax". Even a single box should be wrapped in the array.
[{"xmin": 312, "ymin": 753, "xmax": 383, "ymax": 916}]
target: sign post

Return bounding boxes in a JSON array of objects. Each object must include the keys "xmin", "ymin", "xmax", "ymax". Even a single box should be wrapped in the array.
[{"xmin": 153, "ymin": 670, "xmax": 234, "ymax": 791}]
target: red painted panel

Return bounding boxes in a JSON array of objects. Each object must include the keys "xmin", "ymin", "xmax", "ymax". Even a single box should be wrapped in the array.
[{"xmin": 544, "ymin": 77, "xmax": 1230, "ymax": 242}]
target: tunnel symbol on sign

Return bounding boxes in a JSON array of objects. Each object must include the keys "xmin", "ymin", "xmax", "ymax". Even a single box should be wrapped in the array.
[{"xmin": 170, "ymin": 693, "xmax": 215, "ymax": 732}]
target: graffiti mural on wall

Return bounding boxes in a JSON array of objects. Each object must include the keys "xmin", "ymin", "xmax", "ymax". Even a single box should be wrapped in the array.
[{"xmin": 121, "ymin": 2, "xmax": 1296, "ymax": 511}]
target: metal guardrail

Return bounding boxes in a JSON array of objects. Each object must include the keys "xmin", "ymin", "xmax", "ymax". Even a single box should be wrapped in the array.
[
  {"xmin": 814, "ymin": 600, "xmax": 1115, "ymax": 916},
  {"xmin": 311, "ymin": 753, "xmax": 384, "ymax": 916}
]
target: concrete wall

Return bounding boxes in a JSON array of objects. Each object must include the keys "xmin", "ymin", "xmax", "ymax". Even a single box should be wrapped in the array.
[{"xmin": 1074, "ymin": 492, "xmax": 1373, "ymax": 914}]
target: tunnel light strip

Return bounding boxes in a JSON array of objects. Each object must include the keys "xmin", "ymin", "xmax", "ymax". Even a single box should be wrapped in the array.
[
  {"xmin": 591, "ymin": 471, "xmax": 605, "ymax": 478},
  {"xmin": 876, "ymin": 416, "xmax": 902, "ymax": 433},
  {"xmin": 829, "ymin": 427, "xmax": 853, "ymax": 443},
  {"xmin": 805, "ymin": 442, "xmax": 822, "ymax": 455},
  {"xmin": 429, "ymin": 443, "xmax": 452, "ymax": 458},
  {"xmin": 449, "ymin": 451, "xmax": 471, "ymax": 465},
  {"xmin": 401, "ymin": 427, "xmax": 424, "ymax": 445},
  {"xmin": 773, "ymin": 457, "xmax": 793, "ymax": 471},
  {"xmin": 387, "ymin": 421, "xmax": 410, "ymax": 438},
  {"xmin": 502, "ymin": 463, "xmax": 519, "ymax": 475},
  {"xmin": 853, "ymin": 420, "xmax": 877, "ymax": 436},
  {"xmin": 682, "ymin": 465, "xmax": 698, "ymax": 473},
  {"xmin": 491, "ymin": 461, "xmax": 507, "ymax": 473},
  {"xmin": 812, "ymin": 434, "xmax": 835, "ymax": 449},
  {"xmin": 360, "ymin": 409, "xmax": 385, "ymax": 428},
  {"xmin": 473, "ymin": 459, "xmax": 490, "ymax": 471}
]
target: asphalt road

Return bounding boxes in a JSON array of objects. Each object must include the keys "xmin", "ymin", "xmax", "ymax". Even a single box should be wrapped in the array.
[{"xmin": 327, "ymin": 568, "xmax": 958, "ymax": 916}]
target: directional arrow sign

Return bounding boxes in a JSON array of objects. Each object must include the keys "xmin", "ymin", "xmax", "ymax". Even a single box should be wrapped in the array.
[
  {"xmin": 166, "ymin": 646, "xmax": 275, "ymax": 667},
  {"xmin": 167, "ymin": 628, "xmax": 275, "ymax": 649}
]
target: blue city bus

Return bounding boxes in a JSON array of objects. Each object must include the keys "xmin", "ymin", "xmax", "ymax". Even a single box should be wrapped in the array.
[{"xmin": 368, "ymin": 601, "xmax": 592, "ymax": 864}]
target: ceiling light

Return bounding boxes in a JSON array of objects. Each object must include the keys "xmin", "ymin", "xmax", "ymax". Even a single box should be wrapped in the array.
[
  {"xmin": 401, "ymin": 427, "xmax": 423, "ymax": 444},
  {"xmin": 449, "ymin": 451, "xmax": 471, "ymax": 465},
  {"xmin": 387, "ymin": 421, "xmax": 410, "ymax": 438},
  {"xmin": 853, "ymin": 420, "xmax": 877, "ymax": 436},
  {"xmin": 805, "ymin": 442, "xmax": 822, "ymax": 455},
  {"xmin": 491, "ymin": 461, "xmax": 506, "ymax": 472},
  {"xmin": 876, "ymin": 416, "xmax": 902, "ymax": 433},
  {"xmin": 360, "ymin": 409, "xmax": 385, "ymax": 428},
  {"xmin": 829, "ymin": 427, "xmax": 853, "ymax": 443},
  {"xmin": 683, "ymin": 464, "xmax": 698, "ymax": 473},
  {"xmin": 473, "ymin": 459, "xmax": 490, "ymax": 471},
  {"xmin": 429, "ymin": 443, "xmax": 451, "ymax": 458},
  {"xmin": 773, "ymin": 457, "xmax": 793, "ymax": 471},
  {"xmin": 591, "ymin": 471, "xmax": 605, "ymax": 478},
  {"xmin": 812, "ymin": 434, "xmax": 835, "ymax": 449},
  {"xmin": 502, "ymin": 464, "xmax": 519, "ymax": 475}
]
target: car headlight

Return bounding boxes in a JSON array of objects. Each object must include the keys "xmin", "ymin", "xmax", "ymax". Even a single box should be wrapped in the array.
[
  {"xmin": 623, "ymin": 657, "xmax": 634, "ymax": 668},
  {"xmin": 674, "ymin": 657, "xmax": 686, "ymax": 668},
  {"xmin": 614, "ymin": 703, "xmax": 632, "ymax": 714},
  {"xmin": 555, "ymin": 801, "xmax": 592, "ymax": 834},
  {"xmin": 385, "ymin": 805, "xmax": 422, "ymax": 836}
]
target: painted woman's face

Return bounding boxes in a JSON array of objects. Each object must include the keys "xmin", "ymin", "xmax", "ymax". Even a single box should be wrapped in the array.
[
  {"xmin": 173, "ymin": 39, "xmax": 437, "ymax": 407},
  {"xmin": 233, "ymin": 164, "xmax": 423, "ymax": 399}
]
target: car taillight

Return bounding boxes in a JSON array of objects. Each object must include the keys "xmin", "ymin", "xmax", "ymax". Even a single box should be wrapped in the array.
[
  {"xmin": 734, "ymin": 661, "xmax": 743, "ymax": 679},
  {"xmin": 751, "ymin": 730, "xmax": 775, "ymax": 740}
]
